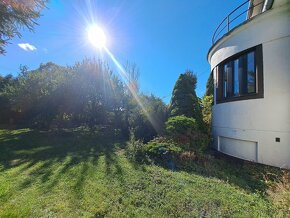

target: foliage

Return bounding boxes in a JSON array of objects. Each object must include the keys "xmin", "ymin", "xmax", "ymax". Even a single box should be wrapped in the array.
[
  {"xmin": 0, "ymin": 59, "xmax": 168, "ymax": 141},
  {"xmin": 125, "ymin": 62, "xmax": 140, "ymax": 93},
  {"xmin": 2, "ymin": 62, "xmax": 73, "ymax": 128},
  {"xmin": 165, "ymin": 115, "xmax": 209, "ymax": 151},
  {"xmin": 144, "ymin": 137, "xmax": 182, "ymax": 169},
  {"xmin": 0, "ymin": 75, "xmax": 15, "ymax": 123},
  {"xmin": 0, "ymin": 74, "xmax": 16, "ymax": 91},
  {"xmin": 205, "ymin": 72, "xmax": 214, "ymax": 96},
  {"xmin": 125, "ymin": 131, "xmax": 146, "ymax": 163},
  {"xmin": 145, "ymin": 137, "xmax": 182, "ymax": 156},
  {"xmin": 128, "ymin": 94, "xmax": 168, "ymax": 142},
  {"xmin": 201, "ymin": 95, "xmax": 213, "ymax": 134},
  {"xmin": 0, "ymin": 0, "xmax": 47, "ymax": 54},
  {"xmin": 0, "ymin": 128, "xmax": 287, "ymax": 217},
  {"xmin": 202, "ymin": 72, "xmax": 214, "ymax": 136},
  {"xmin": 169, "ymin": 71, "xmax": 205, "ymax": 131},
  {"xmin": 166, "ymin": 115, "xmax": 198, "ymax": 139}
]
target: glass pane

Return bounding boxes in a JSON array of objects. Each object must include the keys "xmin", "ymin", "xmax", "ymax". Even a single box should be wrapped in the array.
[
  {"xmin": 239, "ymin": 55, "xmax": 247, "ymax": 95},
  {"xmin": 223, "ymin": 64, "xmax": 227, "ymax": 98},
  {"xmin": 247, "ymin": 51, "xmax": 256, "ymax": 93},
  {"xmin": 233, "ymin": 59, "xmax": 239, "ymax": 96}
]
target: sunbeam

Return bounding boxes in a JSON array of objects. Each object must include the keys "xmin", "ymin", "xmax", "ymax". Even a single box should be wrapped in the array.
[{"xmin": 103, "ymin": 47, "xmax": 160, "ymax": 132}]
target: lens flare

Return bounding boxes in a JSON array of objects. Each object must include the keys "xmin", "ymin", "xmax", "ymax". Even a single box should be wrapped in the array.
[{"xmin": 87, "ymin": 25, "xmax": 106, "ymax": 48}]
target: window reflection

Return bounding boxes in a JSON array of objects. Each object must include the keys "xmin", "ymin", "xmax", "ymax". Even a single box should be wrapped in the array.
[
  {"xmin": 223, "ymin": 64, "xmax": 227, "ymax": 98},
  {"xmin": 247, "ymin": 52, "xmax": 256, "ymax": 93},
  {"xmin": 216, "ymin": 48, "xmax": 259, "ymax": 102},
  {"xmin": 233, "ymin": 59, "xmax": 239, "ymax": 96}
]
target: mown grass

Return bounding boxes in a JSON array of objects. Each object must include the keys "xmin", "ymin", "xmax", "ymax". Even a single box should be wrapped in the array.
[{"xmin": 0, "ymin": 128, "xmax": 289, "ymax": 217}]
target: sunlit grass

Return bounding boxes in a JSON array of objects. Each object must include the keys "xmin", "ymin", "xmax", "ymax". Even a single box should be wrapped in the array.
[{"xmin": 0, "ymin": 128, "xmax": 288, "ymax": 217}]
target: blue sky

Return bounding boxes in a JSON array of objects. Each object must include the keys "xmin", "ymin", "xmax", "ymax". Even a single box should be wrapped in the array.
[{"xmin": 0, "ymin": 0, "xmax": 244, "ymax": 103}]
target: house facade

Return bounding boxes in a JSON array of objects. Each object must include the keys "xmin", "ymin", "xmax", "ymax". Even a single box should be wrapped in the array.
[{"xmin": 208, "ymin": 0, "xmax": 290, "ymax": 168}]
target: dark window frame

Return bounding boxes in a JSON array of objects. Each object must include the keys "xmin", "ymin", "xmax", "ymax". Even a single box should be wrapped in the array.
[{"xmin": 215, "ymin": 44, "xmax": 264, "ymax": 104}]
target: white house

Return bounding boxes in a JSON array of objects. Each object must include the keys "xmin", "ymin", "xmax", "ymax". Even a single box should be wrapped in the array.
[{"xmin": 207, "ymin": 0, "xmax": 290, "ymax": 168}]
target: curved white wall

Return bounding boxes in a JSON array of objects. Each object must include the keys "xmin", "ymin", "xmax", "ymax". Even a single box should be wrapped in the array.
[{"xmin": 208, "ymin": 2, "xmax": 290, "ymax": 168}]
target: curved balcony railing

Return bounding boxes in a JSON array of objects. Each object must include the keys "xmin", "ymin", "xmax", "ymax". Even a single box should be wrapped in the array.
[{"xmin": 212, "ymin": 0, "xmax": 265, "ymax": 44}]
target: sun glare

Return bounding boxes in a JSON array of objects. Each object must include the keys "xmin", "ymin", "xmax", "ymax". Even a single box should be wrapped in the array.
[
  {"xmin": 86, "ymin": 24, "xmax": 158, "ymax": 132},
  {"xmin": 87, "ymin": 25, "xmax": 107, "ymax": 48}
]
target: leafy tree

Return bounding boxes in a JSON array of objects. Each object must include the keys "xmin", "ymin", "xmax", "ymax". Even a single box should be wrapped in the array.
[
  {"xmin": 0, "ymin": 74, "xmax": 17, "ymax": 124},
  {"xmin": 0, "ymin": 74, "xmax": 16, "ymax": 91},
  {"xmin": 201, "ymin": 95, "xmax": 213, "ymax": 134},
  {"xmin": 203, "ymin": 72, "xmax": 214, "ymax": 134},
  {"xmin": 0, "ymin": 0, "xmax": 47, "ymax": 54},
  {"xmin": 169, "ymin": 71, "xmax": 204, "ymax": 131},
  {"xmin": 125, "ymin": 62, "xmax": 140, "ymax": 93},
  {"xmin": 2, "ymin": 63, "xmax": 70, "ymax": 127},
  {"xmin": 0, "ymin": 58, "xmax": 169, "ymax": 142},
  {"xmin": 129, "ymin": 94, "xmax": 168, "ymax": 142}
]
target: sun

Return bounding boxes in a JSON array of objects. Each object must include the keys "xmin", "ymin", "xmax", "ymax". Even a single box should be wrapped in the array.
[{"xmin": 87, "ymin": 25, "xmax": 107, "ymax": 49}]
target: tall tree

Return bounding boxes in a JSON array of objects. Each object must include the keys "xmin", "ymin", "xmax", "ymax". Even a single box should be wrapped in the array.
[
  {"xmin": 202, "ymin": 72, "xmax": 214, "ymax": 134},
  {"xmin": 169, "ymin": 71, "xmax": 204, "ymax": 130},
  {"xmin": 205, "ymin": 72, "xmax": 214, "ymax": 96},
  {"xmin": 0, "ymin": 0, "xmax": 47, "ymax": 54},
  {"xmin": 125, "ymin": 62, "xmax": 140, "ymax": 93}
]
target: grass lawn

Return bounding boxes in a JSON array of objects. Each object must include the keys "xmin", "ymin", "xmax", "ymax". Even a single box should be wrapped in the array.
[{"xmin": 0, "ymin": 128, "xmax": 289, "ymax": 217}]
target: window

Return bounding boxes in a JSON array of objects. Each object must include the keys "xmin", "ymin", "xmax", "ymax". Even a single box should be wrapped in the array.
[{"xmin": 215, "ymin": 45, "xmax": 263, "ymax": 103}]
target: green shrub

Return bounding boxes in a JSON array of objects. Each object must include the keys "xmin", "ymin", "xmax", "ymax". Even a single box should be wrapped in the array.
[
  {"xmin": 125, "ymin": 132, "xmax": 146, "ymax": 163},
  {"xmin": 145, "ymin": 137, "xmax": 182, "ymax": 156},
  {"xmin": 144, "ymin": 137, "xmax": 182, "ymax": 168},
  {"xmin": 165, "ymin": 115, "xmax": 209, "ymax": 151}
]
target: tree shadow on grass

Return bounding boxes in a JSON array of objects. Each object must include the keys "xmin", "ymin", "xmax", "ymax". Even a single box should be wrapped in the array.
[{"xmin": 0, "ymin": 128, "xmax": 126, "ymax": 193}]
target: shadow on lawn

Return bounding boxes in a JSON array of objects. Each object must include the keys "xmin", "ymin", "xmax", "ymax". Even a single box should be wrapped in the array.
[
  {"xmin": 0, "ymin": 128, "xmax": 126, "ymax": 192},
  {"xmin": 0, "ymin": 128, "xmax": 284, "ymax": 195}
]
